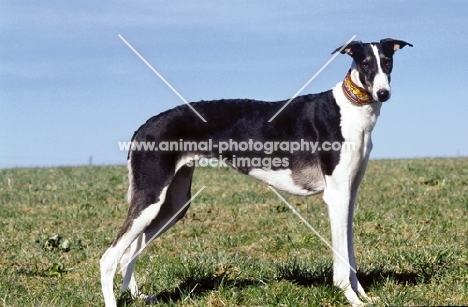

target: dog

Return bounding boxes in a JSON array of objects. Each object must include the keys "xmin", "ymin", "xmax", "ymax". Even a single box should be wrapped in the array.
[{"xmin": 100, "ymin": 38, "xmax": 412, "ymax": 306}]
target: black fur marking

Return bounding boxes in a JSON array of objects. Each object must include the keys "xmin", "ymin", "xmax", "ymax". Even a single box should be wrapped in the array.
[{"xmin": 129, "ymin": 90, "xmax": 344, "ymax": 178}]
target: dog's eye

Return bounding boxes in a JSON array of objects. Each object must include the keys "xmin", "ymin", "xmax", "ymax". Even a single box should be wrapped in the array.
[
  {"xmin": 383, "ymin": 59, "xmax": 392, "ymax": 67},
  {"xmin": 362, "ymin": 62, "xmax": 370, "ymax": 70}
]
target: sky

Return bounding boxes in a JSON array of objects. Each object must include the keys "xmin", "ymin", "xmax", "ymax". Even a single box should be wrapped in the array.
[{"xmin": 1, "ymin": 1, "xmax": 468, "ymax": 169}]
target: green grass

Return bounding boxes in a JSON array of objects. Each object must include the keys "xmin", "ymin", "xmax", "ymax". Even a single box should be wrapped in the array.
[{"xmin": 0, "ymin": 158, "xmax": 467, "ymax": 306}]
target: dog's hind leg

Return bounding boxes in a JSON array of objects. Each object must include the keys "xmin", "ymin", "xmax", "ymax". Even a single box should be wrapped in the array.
[
  {"xmin": 100, "ymin": 187, "xmax": 170, "ymax": 306},
  {"xmin": 140, "ymin": 164, "xmax": 195, "ymax": 250},
  {"xmin": 117, "ymin": 164, "xmax": 195, "ymax": 301},
  {"xmin": 120, "ymin": 234, "xmax": 144, "ymax": 297},
  {"xmin": 101, "ymin": 152, "xmax": 179, "ymax": 307}
]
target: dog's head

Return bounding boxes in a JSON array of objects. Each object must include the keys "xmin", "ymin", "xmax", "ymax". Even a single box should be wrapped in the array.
[{"xmin": 333, "ymin": 38, "xmax": 413, "ymax": 102}]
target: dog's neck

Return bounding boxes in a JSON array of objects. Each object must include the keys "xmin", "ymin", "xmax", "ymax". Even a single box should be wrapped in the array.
[
  {"xmin": 334, "ymin": 65, "xmax": 382, "ymax": 133},
  {"xmin": 342, "ymin": 69, "xmax": 375, "ymax": 106}
]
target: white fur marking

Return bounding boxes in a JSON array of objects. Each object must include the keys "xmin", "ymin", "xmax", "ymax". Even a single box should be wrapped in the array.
[
  {"xmin": 370, "ymin": 45, "xmax": 390, "ymax": 101},
  {"xmin": 324, "ymin": 80, "xmax": 383, "ymax": 306},
  {"xmin": 126, "ymin": 159, "xmax": 134, "ymax": 204},
  {"xmin": 120, "ymin": 234, "xmax": 143, "ymax": 295}
]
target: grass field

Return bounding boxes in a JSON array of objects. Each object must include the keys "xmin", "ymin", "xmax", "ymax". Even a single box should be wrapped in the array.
[{"xmin": 1, "ymin": 158, "xmax": 467, "ymax": 306}]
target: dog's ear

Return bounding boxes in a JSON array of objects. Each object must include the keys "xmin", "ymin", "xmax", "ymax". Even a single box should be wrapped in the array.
[
  {"xmin": 380, "ymin": 38, "xmax": 413, "ymax": 54},
  {"xmin": 332, "ymin": 41, "xmax": 364, "ymax": 56}
]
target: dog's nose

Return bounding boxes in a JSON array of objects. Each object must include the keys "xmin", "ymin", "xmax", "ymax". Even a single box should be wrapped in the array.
[{"xmin": 377, "ymin": 89, "xmax": 390, "ymax": 102}]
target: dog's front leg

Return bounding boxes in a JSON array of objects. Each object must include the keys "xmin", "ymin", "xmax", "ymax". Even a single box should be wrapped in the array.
[{"xmin": 323, "ymin": 177, "xmax": 365, "ymax": 307}]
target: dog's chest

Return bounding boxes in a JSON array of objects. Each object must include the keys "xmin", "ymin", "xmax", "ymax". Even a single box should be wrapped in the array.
[{"xmin": 332, "ymin": 84, "xmax": 381, "ymax": 143}]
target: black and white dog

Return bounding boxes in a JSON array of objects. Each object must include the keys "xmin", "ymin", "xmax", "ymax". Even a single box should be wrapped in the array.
[{"xmin": 101, "ymin": 38, "xmax": 412, "ymax": 306}]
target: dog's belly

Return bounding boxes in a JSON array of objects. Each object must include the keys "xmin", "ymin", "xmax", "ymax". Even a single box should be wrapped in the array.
[{"xmin": 248, "ymin": 168, "xmax": 325, "ymax": 196}]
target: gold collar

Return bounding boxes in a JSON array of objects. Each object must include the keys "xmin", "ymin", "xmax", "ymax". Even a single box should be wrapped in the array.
[{"xmin": 342, "ymin": 70, "xmax": 375, "ymax": 105}]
